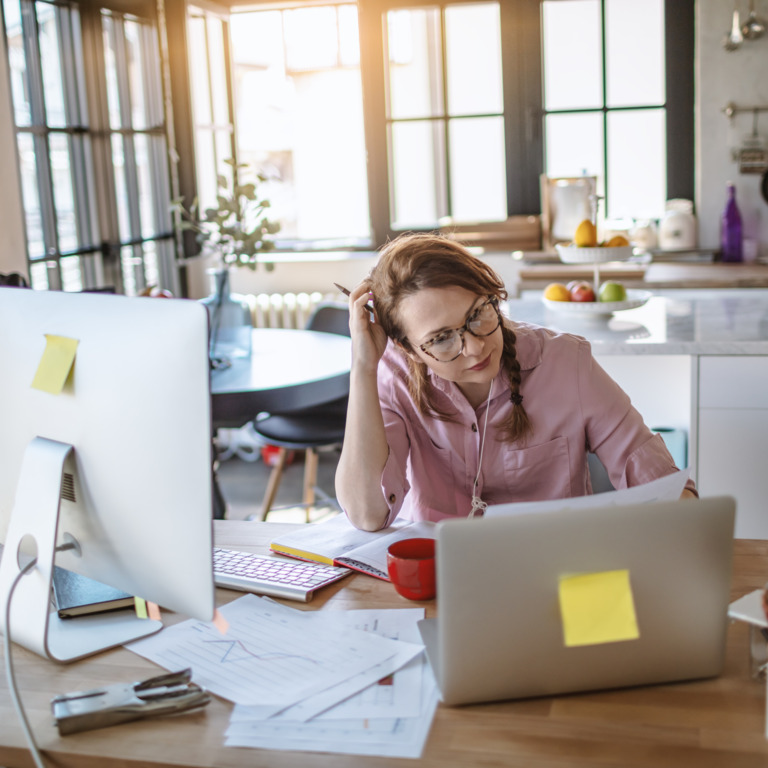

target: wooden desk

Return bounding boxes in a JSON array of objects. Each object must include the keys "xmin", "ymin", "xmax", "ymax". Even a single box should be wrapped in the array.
[{"xmin": 1, "ymin": 523, "xmax": 767, "ymax": 768}]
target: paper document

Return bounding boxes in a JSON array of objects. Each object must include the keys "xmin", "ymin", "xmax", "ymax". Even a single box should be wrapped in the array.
[
  {"xmin": 126, "ymin": 595, "xmax": 421, "ymax": 709},
  {"xmin": 225, "ymin": 609, "xmax": 439, "ymax": 759},
  {"xmin": 485, "ymin": 468, "xmax": 690, "ymax": 518}
]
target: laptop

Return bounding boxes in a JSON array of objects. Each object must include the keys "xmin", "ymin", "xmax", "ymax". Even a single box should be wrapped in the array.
[{"xmin": 418, "ymin": 496, "xmax": 736, "ymax": 706}]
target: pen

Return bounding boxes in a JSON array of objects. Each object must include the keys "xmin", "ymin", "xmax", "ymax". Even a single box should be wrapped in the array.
[{"xmin": 334, "ymin": 283, "xmax": 375, "ymax": 316}]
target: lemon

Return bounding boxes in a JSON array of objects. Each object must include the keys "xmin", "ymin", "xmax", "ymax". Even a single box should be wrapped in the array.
[
  {"xmin": 574, "ymin": 219, "xmax": 597, "ymax": 247},
  {"xmin": 543, "ymin": 283, "xmax": 571, "ymax": 302},
  {"xmin": 605, "ymin": 234, "xmax": 629, "ymax": 248}
]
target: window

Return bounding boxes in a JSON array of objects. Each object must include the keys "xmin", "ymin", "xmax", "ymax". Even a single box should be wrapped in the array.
[
  {"xmin": 2, "ymin": 0, "xmax": 176, "ymax": 293},
  {"xmin": 542, "ymin": 0, "xmax": 669, "ymax": 222},
  {"xmin": 186, "ymin": 5, "xmax": 234, "ymax": 213},
  {"xmin": 229, "ymin": 3, "xmax": 371, "ymax": 247}
]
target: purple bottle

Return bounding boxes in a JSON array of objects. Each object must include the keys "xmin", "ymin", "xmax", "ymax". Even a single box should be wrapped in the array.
[{"xmin": 720, "ymin": 182, "xmax": 743, "ymax": 262}]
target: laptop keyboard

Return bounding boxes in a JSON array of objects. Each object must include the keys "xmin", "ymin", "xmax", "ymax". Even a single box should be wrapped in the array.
[{"xmin": 213, "ymin": 548, "xmax": 351, "ymax": 602}]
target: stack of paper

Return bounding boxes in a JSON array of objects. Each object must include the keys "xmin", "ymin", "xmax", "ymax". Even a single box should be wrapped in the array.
[{"xmin": 127, "ymin": 595, "xmax": 438, "ymax": 758}]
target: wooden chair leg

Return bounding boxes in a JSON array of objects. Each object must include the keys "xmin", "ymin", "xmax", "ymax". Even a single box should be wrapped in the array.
[
  {"xmin": 302, "ymin": 448, "xmax": 319, "ymax": 522},
  {"xmin": 259, "ymin": 447, "xmax": 288, "ymax": 521}
]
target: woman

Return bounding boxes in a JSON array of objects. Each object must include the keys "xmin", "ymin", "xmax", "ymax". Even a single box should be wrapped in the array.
[{"xmin": 336, "ymin": 233, "xmax": 696, "ymax": 531}]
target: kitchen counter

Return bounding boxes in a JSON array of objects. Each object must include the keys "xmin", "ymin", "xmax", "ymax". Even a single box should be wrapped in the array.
[
  {"xmin": 507, "ymin": 289, "xmax": 768, "ymax": 539},
  {"xmin": 510, "ymin": 259, "xmax": 768, "ymax": 294},
  {"xmin": 506, "ymin": 289, "xmax": 768, "ymax": 355}
]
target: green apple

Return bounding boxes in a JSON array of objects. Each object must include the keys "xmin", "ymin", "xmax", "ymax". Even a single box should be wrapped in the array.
[{"xmin": 598, "ymin": 281, "xmax": 627, "ymax": 302}]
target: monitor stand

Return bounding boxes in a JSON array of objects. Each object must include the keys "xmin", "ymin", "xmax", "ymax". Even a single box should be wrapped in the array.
[{"xmin": 0, "ymin": 437, "xmax": 162, "ymax": 663}]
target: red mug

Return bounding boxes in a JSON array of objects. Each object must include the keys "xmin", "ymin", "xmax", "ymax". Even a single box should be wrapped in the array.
[{"xmin": 386, "ymin": 538, "xmax": 436, "ymax": 601}]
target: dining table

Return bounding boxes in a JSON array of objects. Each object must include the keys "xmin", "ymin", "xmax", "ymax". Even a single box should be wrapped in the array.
[
  {"xmin": 210, "ymin": 327, "xmax": 352, "ymax": 429},
  {"xmin": 209, "ymin": 328, "xmax": 352, "ymax": 518}
]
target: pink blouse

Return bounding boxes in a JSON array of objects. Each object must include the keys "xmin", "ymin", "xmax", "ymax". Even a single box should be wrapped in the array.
[{"xmin": 372, "ymin": 321, "xmax": 696, "ymax": 526}]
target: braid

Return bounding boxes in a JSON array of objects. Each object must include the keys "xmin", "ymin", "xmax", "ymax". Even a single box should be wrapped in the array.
[{"xmin": 500, "ymin": 325, "xmax": 531, "ymax": 441}]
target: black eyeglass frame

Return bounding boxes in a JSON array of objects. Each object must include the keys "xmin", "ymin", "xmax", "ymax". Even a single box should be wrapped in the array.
[{"xmin": 417, "ymin": 297, "xmax": 502, "ymax": 362}]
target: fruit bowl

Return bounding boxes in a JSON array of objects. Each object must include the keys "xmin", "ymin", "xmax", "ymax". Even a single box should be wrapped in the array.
[
  {"xmin": 542, "ymin": 289, "xmax": 653, "ymax": 316},
  {"xmin": 555, "ymin": 244, "xmax": 635, "ymax": 264}
]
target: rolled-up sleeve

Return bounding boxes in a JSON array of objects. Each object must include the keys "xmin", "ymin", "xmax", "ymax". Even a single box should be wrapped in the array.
[
  {"xmin": 379, "ymin": 403, "xmax": 411, "ymax": 527},
  {"xmin": 577, "ymin": 340, "xmax": 697, "ymax": 496}
]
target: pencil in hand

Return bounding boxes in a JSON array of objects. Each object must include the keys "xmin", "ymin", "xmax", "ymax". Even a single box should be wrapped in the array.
[{"xmin": 334, "ymin": 283, "xmax": 375, "ymax": 316}]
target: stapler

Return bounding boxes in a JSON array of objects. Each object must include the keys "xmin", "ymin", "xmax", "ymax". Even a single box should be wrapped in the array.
[{"xmin": 51, "ymin": 668, "xmax": 210, "ymax": 735}]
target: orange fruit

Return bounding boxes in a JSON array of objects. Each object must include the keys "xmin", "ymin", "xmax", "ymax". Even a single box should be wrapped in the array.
[
  {"xmin": 543, "ymin": 282, "xmax": 571, "ymax": 302},
  {"xmin": 574, "ymin": 219, "xmax": 598, "ymax": 247}
]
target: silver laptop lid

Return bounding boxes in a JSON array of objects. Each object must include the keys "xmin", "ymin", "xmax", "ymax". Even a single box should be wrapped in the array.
[{"xmin": 428, "ymin": 496, "xmax": 735, "ymax": 706}]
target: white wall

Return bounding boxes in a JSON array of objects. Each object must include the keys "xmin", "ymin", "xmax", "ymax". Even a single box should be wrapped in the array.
[{"xmin": 697, "ymin": 1, "xmax": 768, "ymax": 257}]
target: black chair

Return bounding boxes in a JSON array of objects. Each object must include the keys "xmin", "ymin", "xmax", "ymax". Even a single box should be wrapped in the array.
[{"xmin": 250, "ymin": 302, "xmax": 350, "ymax": 521}]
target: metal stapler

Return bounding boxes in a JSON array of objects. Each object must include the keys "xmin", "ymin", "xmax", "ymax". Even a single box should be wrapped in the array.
[{"xmin": 51, "ymin": 668, "xmax": 210, "ymax": 735}]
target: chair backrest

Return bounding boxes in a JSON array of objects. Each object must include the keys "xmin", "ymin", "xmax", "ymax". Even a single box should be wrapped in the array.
[{"xmin": 306, "ymin": 302, "xmax": 351, "ymax": 337}]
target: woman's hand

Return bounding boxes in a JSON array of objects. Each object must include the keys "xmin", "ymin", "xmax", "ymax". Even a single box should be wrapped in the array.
[{"xmin": 347, "ymin": 283, "xmax": 388, "ymax": 373}]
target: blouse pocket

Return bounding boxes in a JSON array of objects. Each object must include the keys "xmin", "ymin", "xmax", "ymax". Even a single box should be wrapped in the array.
[{"xmin": 500, "ymin": 436, "xmax": 572, "ymax": 501}]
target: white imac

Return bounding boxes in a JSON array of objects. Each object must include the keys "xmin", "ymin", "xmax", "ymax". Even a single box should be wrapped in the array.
[{"xmin": 0, "ymin": 287, "xmax": 215, "ymax": 662}]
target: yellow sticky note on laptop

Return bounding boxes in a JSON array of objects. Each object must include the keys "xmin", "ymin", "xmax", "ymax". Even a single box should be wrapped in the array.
[
  {"xmin": 31, "ymin": 335, "xmax": 79, "ymax": 394},
  {"xmin": 558, "ymin": 569, "xmax": 640, "ymax": 647}
]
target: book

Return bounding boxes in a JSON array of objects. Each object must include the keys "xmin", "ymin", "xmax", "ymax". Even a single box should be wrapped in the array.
[
  {"xmin": 52, "ymin": 566, "xmax": 135, "ymax": 618},
  {"xmin": 269, "ymin": 515, "xmax": 437, "ymax": 581}
]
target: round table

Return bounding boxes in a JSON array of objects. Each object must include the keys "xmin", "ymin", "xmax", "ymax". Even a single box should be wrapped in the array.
[{"xmin": 210, "ymin": 327, "xmax": 352, "ymax": 429}]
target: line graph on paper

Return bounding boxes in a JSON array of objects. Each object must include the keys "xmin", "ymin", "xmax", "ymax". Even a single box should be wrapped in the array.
[
  {"xmin": 124, "ymin": 594, "xmax": 407, "ymax": 708},
  {"xmin": 202, "ymin": 637, "xmax": 321, "ymax": 665}
]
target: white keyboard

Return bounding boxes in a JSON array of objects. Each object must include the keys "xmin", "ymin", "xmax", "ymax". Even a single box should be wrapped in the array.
[{"xmin": 213, "ymin": 548, "xmax": 351, "ymax": 602}]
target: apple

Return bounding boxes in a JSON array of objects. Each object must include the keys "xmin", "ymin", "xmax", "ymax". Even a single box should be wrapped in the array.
[
  {"xmin": 598, "ymin": 281, "xmax": 627, "ymax": 303},
  {"xmin": 569, "ymin": 281, "xmax": 596, "ymax": 302}
]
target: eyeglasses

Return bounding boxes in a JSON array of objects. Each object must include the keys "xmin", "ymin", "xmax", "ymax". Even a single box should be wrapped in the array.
[{"xmin": 417, "ymin": 297, "xmax": 502, "ymax": 362}]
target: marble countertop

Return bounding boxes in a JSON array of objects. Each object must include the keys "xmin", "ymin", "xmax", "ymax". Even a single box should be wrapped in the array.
[{"xmin": 506, "ymin": 289, "xmax": 768, "ymax": 355}]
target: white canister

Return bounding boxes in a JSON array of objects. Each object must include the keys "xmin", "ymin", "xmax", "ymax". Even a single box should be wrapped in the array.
[{"xmin": 658, "ymin": 199, "xmax": 697, "ymax": 251}]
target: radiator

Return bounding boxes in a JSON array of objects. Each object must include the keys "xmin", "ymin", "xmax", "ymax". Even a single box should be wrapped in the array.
[{"xmin": 244, "ymin": 291, "xmax": 337, "ymax": 329}]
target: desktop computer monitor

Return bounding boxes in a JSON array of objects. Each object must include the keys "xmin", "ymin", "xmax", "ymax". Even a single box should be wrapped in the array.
[{"xmin": 0, "ymin": 287, "xmax": 215, "ymax": 662}]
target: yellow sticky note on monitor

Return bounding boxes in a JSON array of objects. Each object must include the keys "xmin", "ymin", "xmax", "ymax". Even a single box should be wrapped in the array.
[
  {"xmin": 31, "ymin": 335, "xmax": 79, "ymax": 394},
  {"xmin": 558, "ymin": 569, "xmax": 640, "ymax": 648}
]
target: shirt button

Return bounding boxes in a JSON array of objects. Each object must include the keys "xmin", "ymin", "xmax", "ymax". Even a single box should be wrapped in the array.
[
  {"xmin": 388, "ymin": 493, "xmax": 396, "ymax": 504},
  {"xmin": 471, "ymin": 423, "xmax": 478, "ymax": 433}
]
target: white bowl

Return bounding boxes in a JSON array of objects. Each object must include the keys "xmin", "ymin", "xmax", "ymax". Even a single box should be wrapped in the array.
[
  {"xmin": 542, "ymin": 289, "xmax": 653, "ymax": 316},
  {"xmin": 555, "ymin": 244, "xmax": 634, "ymax": 264}
]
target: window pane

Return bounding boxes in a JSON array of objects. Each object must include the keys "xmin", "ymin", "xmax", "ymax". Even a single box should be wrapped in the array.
[
  {"xmin": 17, "ymin": 133, "xmax": 45, "ymax": 258},
  {"xmin": 187, "ymin": 15, "xmax": 212, "ymax": 126},
  {"xmin": 207, "ymin": 16, "xmax": 229, "ymax": 126},
  {"xmin": 542, "ymin": 0, "xmax": 602, "ymax": 111},
  {"xmin": 102, "ymin": 14, "xmax": 123, "ymax": 129},
  {"xmin": 387, "ymin": 8, "xmax": 443, "ymax": 120},
  {"xmin": 390, "ymin": 120, "xmax": 443, "ymax": 229},
  {"xmin": 607, "ymin": 109, "xmax": 665, "ymax": 219},
  {"xmin": 449, "ymin": 117, "xmax": 506, "ymax": 222},
  {"xmin": 445, "ymin": 3, "xmax": 502, "ymax": 116},
  {"xmin": 545, "ymin": 112, "xmax": 604, "ymax": 181},
  {"xmin": 232, "ymin": 6, "xmax": 370, "ymax": 243},
  {"xmin": 111, "ymin": 134, "xmax": 131, "ymax": 240},
  {"xmin": 29, "ymin": 260, "xmax": 49, "ymax": 290},
  {"xmin": 143, "ymin": 239, "xmax": 159, "ymax": 288},
  {"xmin": 37, "ymin": 2, "xmax": 67, "ymax": 127},
  {"xmin": 338, "ymin": 4, "xmax": 360, "ymax": 67},
  {"xmin": 125, "ymin": 20, "xmax": 149, "ymax": 129},
  {"xmin": 606, "ymin": 0, "xmax": 664, "ymax": 107},
  {"xmin": 135, "ymin": 133, "xmax": 154, "ymax": 238},
  {"xmin": 194, "ymin": 129, "xmax": 217, "ymax": 211},
  {"xmin": 121, "ymin": 244, "xmax": 142, "ymax": 296},
  {"xmin": 4, "ymin": 0, "xmax": 31, "ymax": 126},
  {"xmin": 60, "ymin": 255, "xmax": 83, "ymax": 291},
  {"xmin": 284, "ymin": 7, "xmax": 338, "ymax": 71},
  {"xmin": 50, "ymin": 132, "xmax": 77, "ymax": 252}
]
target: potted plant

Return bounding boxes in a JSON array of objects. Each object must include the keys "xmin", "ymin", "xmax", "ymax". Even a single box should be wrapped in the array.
[{"xmin": 172, "ymin": 158, "xmax": 281, "ymax": 363}]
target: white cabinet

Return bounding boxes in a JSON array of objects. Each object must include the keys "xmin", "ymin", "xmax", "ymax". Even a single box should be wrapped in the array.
[{"xmin": 697, "ymin": 357, "xmax": 768, "ymax": 539}]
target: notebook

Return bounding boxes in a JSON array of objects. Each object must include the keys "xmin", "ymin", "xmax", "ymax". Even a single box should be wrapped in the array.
[{"xmin": 418, "ymin": 495, "xmax": 736, "ymax": 707}]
